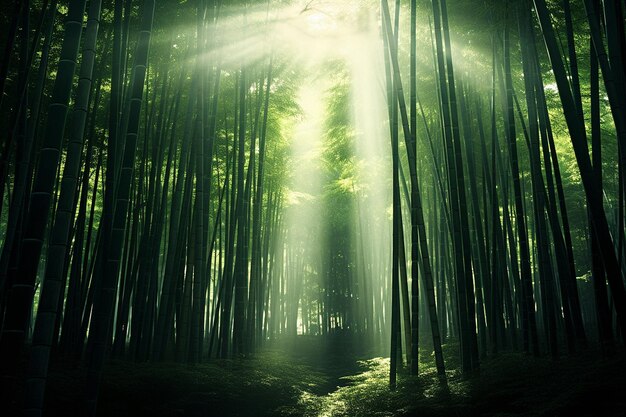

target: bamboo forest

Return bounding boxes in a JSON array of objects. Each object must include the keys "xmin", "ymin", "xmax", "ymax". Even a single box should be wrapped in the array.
[{"xmin": 1, "ymin": 0, "xmax": 626, "ymax": 416}]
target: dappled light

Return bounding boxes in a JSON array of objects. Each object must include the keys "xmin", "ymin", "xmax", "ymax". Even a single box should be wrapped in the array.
[{"xmin": 1, "ymin": 0, "xmax": 626, "ymax": 416}]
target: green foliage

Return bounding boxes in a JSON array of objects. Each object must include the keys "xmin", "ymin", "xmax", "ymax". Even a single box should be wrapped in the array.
[
  {"xmin": 41, "ymin": 340, "xmax": 626, "ymax": 417},
  {"xmin": 2, "ymin": 1, "xmax": 626, "ymax": 414},
  {"xmin": 293, "ymin": 348, "xmax": 626, "ymax": 417},
  {"xmin": 46, "ymin": 351, "xmax": 328, "ymax": 417}
]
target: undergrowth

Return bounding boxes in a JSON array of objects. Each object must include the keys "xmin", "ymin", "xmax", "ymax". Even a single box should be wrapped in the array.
[{"xmin": 40, "ymin": 340, "xmax": 626, "ymax": 417}]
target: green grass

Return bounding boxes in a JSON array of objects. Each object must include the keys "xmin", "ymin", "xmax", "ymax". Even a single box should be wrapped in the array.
[
  {"xmin": 40, "ymin": 339, "xmax": 626, "ymax": 417},
  {"xmin": 46, "ymin": 351, "xmax": 328, "ymax": 417},
  {"xmin": 300, "ymin": 346, "xmax": 626, "ymax": 417}
]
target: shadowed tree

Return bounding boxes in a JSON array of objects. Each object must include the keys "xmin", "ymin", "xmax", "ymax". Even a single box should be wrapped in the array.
[{"xmin": 0, "ymin": 0, "xmax": 87, "ymax": 402}]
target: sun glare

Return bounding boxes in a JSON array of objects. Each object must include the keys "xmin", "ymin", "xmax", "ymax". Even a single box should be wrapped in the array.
[
  {"xmin": 171, "ymin": 0, "xmax": 393, "ymax": 341},
  {"xmin": 272, "ymin": 1, "xmax": 391, "ymax": 338}
]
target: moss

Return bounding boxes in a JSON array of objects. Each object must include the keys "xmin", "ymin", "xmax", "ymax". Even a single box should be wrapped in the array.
[
  {"xmin": 302, "ymin": 349, "xmax": 626, "ymax": 417},
  {"xmin": 42, "ymin": 342, "xmax": 625, "ymax": 417}
]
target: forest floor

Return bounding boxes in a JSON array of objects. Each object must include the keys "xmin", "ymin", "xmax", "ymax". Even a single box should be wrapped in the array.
[{"xmin": 41, "ymin": 336, "xmax": 626, "ymax": 417}]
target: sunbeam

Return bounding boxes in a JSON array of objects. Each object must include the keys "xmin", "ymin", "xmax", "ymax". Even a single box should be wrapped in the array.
[{"xmin": 2, "ymin": 0, "xmax": 625, "ymax": 416}]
